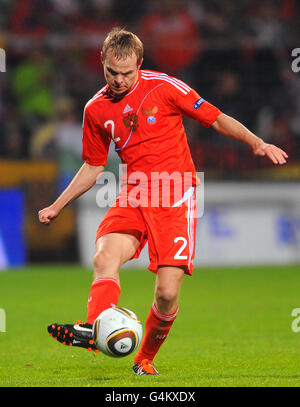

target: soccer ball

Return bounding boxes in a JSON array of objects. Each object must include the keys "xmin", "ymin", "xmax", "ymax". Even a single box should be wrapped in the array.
[{"xmin": 92, "ymin": 307, "xmax": 143, "ymax": 357}]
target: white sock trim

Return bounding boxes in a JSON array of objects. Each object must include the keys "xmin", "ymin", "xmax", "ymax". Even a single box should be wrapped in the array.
[
  {"xmin": 92, "ymin": 277, "xmax": 120, "ymax": 288},
  {"xmin": 151, "ymin": 302, "xmax": 179, "ymax": 322}
]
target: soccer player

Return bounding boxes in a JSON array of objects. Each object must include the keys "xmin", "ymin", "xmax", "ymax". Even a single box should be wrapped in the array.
[{"xmin": 39, "ymin": 28, "xmax": 288, "ymax": 375}]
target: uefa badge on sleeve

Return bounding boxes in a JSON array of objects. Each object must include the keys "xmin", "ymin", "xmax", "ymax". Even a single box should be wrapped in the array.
[{"xmin": 193, "ymin": 98, "xmax": 205, "ymax": 110}]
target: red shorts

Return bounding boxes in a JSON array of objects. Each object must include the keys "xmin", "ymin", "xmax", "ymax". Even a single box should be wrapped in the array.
[{"xmin": 96, "ymin": 186, "xmax": 197, "ymax": 275}]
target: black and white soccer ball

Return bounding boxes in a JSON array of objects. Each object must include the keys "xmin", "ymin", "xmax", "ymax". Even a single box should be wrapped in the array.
[{"xmin": 92, "ymin": 307, "xmax": 143, "ymax": 357}]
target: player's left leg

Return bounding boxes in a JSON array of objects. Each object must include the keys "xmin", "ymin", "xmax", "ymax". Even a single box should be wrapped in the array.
[
  {"xmin": 154, "ymin": 265, "xmax": 185, "ymax": 314},
  {"xmin": 133, "ymin": 265, "xmax": 185, "ymax": 375},
  {"xmin": 133, "ymin": 188, "xmax": 197, "ymax": 375}
]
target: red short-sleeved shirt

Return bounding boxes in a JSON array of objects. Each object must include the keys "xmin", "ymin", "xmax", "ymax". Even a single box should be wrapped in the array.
[
  {"xmin": 82, "ymin": 69, "xmax": 221, "ymax": 186},
  {"xmin": 83, "ymin": 70, "xmax": 221, "ymax": 274}
]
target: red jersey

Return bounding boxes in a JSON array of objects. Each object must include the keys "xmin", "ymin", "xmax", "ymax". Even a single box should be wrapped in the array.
[{"xmin": 82, "ymin": 69, "xmax": 221, "ymax": 186}]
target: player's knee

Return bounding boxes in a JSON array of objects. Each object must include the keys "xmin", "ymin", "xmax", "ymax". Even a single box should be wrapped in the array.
[
  {"xmin": 93, "ymin": 248, "xmax": 118, "ymax": 272},
  {"xmin": 155, "ymin": 286, "xmax": 178, "ymax": 309}
]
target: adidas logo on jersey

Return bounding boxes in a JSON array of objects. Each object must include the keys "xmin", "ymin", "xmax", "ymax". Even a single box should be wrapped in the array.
[{"xmin": 123, "ymin": 104, "xmax": 133, "ymax": 114}]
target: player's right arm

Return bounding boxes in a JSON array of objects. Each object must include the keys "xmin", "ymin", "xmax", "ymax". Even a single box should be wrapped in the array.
[
  {"xmin": 39, "ymin": 100, "xmax": 110, "ymax": 225},
  {"xmin": 38, "ymin": 163, "xmax": 104, "ymax": 225}
]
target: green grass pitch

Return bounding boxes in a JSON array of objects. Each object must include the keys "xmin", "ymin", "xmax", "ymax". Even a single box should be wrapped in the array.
[{"xmin": 0, "ymin": 264, "xmax": 300, "ymax": 387}]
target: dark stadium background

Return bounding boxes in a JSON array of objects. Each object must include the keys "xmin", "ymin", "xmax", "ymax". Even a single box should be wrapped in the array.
[{"xmin": 0, "ymin": 0, "xmax": 299, "ymax": 266}]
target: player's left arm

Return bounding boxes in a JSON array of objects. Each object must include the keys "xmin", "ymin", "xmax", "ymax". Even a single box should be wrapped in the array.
[{"xmin": 212, "ymin": 113, "xmax": 288, "ymax": 165}]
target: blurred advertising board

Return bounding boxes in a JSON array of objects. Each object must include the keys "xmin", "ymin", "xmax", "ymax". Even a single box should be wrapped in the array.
[{"xmin": 0, "ymin": 189, "xmax": 26, "ymax": 269}]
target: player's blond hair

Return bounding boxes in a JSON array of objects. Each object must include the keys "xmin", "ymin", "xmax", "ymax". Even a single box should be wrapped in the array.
[{"xmin": 102, "ymin": 28, "xmax": 144, "ymax": 65}]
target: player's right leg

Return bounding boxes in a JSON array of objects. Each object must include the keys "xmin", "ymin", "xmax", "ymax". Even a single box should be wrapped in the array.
[
  {"xmin": 48, "ymin": 197, "xmax": 147, "ymax": 352},
  {"xmin": 86, "ymin": 232, "xmax": 141, "ymax": 325},
  {"xmin": 48, "ymin": 232, "xmax": 141, "ymax": 352}
]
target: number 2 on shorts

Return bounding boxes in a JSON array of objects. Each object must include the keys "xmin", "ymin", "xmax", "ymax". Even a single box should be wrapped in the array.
[{"xmin": 174, "ymin": 237, "xmax": 188, "ymax": 260}]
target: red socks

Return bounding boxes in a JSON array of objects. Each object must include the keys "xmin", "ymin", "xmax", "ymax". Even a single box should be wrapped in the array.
[
  {"xmin": 86, "ymin": 279, "xmax": 178, "ymax": 363},
  {"xmin": 86, "ymin": 277, "xmax": 120, "ymax": 325},
  {"xmin": 134, "ymin": 302, "xmax": 178, "ymax": 364}
]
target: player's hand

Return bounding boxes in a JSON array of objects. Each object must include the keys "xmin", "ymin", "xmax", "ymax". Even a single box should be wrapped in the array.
[
  {"xmin": 253, "ymin": 142, "xmax": 288, "ymax": 165},
  {"xmin": 38, "ymin": 205, "xmax": 60, "ymax": 225}
]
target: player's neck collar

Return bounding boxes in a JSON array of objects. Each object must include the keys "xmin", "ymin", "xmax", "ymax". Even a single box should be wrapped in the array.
[{"xmin": 126, "ymin": 72, "xmax": 140, "ymax": 97}]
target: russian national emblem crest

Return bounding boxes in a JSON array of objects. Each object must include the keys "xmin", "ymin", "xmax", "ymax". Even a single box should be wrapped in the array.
[{"xmin": 123, "ymin": 112, "xmax": 139, "ymax": 132}]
